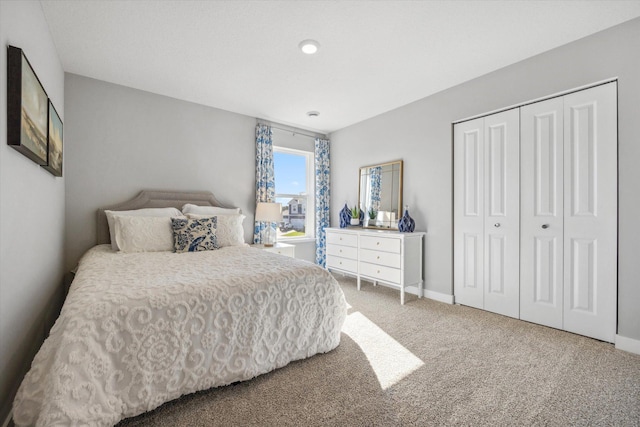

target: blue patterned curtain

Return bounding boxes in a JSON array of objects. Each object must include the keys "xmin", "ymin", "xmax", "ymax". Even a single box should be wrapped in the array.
[
  {"xmin": 315, "ymin": 138, "xmax": 330, "ymax": 267},
  {"xmin": 370, "ymin": 166, "xmax": 382, "ymax": 212},
  {"xmin": 254, "ymin": 124, "xmax": 275, "ymax": 243}
]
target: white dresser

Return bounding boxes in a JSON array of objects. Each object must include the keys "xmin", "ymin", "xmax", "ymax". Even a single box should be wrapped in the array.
[{"xmin": 325, "ymin": 227, "xmax": 425, "ymax": 304}]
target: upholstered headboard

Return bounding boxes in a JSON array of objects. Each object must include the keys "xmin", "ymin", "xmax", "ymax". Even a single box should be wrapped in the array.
[{"xmin": 97, "ymin": 190, "xmax": 234, "ymax": 245}]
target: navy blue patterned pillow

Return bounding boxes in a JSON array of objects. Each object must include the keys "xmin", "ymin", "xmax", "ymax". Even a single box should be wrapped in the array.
[{"xmin": 171, "ymin": 217, "xmax": 218, "ymax": 252}]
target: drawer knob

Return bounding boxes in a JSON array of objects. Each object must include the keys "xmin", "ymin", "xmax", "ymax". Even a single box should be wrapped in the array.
[
  {"xmin": 377, "ymin": 256, "xmax": 380, "ymax": 260},
  {"xmin": 339, "ymin": 237, "xmax": 343, "ymax": 241},
  {"xmin": 339, "ymin": 249, "xmax": 342, "ymax": 253},
  {"xmin": 339, "ymin": 261, "xmax": 342, "ymax": 265},
  {"xmin": 377, "ymin": 270, "xmax": 380, "ymax": 273},
  {"xmin": 376, "ymin": 242, "xmax": 380, "ymax": 245}
]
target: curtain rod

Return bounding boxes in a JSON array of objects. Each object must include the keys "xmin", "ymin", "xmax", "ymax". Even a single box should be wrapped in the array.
[{"xmin": 256, "ymin": 119, "xmax": 327, "ymax": 140}]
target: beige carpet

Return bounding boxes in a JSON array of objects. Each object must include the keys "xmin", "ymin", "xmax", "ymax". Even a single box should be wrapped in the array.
[{"xmin": 119, "ymin": 275, "xmax": 640, "ymax": 426}]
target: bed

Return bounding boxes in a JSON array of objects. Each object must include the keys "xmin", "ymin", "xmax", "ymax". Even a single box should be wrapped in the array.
[{"xmin": 13, "ymin": 190, "xmax": 347, "ymax": 426}]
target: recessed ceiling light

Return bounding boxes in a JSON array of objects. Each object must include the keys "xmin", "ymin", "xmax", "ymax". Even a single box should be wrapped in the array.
[
  {"xmin": 307, "ymin": 111, "xmax": 320, "ymax": 117},
  {"xmin": 299, "ymin": 39, "xmax": 320, "ymax": 55}
]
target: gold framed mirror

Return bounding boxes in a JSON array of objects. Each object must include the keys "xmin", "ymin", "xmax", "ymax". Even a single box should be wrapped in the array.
[{"xmin": 358, "ymin": 160, "xmax": 403, "ymax": 229}]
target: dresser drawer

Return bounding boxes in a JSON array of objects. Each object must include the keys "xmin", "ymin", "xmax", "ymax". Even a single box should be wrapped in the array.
[
  {"xmin": 252, "ymin": 243, "xmax": 295, "ymax": 258},
  {"xmin": 359, "ymin": 235, "xmax": 401, "ymax": 253},
  {"xmin": 360, "ymin": 262, "xmax": 401, "ymax": 284},
  {"xmin": 263, "ymin": 245, "xmax": 295, "ymax": 258},
  {"xmin": 359, "ymin": 248, "xmax": 401, "ymax": 268},
  {"xmin": 327, "ymin": 255, "xmax": 358, "ymax": 273},
  {"xmin": 327, "ymin": 244, "xmax": 358, "ymax": 260},
  {"xmin": 327, "ymin": 232, "xmax": 358, "ymax": 247}
]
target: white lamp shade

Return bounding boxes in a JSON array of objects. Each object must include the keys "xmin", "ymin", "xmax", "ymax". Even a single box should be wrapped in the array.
[{"xmin": 255, "ymin": 202, "xmax": 282, "ymax": 222}]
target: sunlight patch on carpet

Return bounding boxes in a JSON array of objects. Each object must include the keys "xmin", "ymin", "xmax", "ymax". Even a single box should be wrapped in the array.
[{"xmin": 342, "ymin": 311, "xmax": 424, "ymax": 389}]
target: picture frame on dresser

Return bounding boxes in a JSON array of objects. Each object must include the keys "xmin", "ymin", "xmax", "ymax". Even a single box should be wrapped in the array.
[
  {"xmin": 42, "ymin": 100, "xmax": 63, "ymax": 177},
  {"xmin": 7, "ymin": 45, "xmax": 49, "ymax": 165}
]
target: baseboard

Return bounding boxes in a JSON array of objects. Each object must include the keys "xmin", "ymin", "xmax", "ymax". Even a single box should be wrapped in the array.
[
  {"xmin": 404, "ymin": 285, "xmax": 454, "ymax": 304},
  {"xmin": 2, "ymin": 409, "xmax": 12, "ymax": 427},
  {"xmin": 423, "ymin": 289, "xmax": 455, "ymax": 304},
  {"xmin": 615, "ymin": 334, "xmax": 640, "ymax": 355}
]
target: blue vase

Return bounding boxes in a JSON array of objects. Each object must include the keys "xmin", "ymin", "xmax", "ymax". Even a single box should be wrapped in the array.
[
  {"xmin": 339, "ymin": 203, "xmax": 351, "ymax": 228},
  {"xmin": 398, "ymin": 206, "xmax": 415, "ymax": 232},
  {"xmin": 359, "ymin": 208, "xmax": 365, "ymax": 225}
]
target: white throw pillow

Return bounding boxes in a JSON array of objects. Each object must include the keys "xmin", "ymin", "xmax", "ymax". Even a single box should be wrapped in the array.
[
  {"xmin": 113, "ymin": 216, "xmax": 175, "ymax": 253},
  {"xmin": 105, "ymin": 207, "xmax": 182, "ymax": 250},
  {"xmin": 181, "ymin": 204, "xmax": 241, "ymax": 216},
  {"xmin": 186, "ymin": 213, "xmax": 246, "ymax": 247}
]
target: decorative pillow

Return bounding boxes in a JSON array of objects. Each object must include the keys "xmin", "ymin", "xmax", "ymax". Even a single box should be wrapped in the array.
[
  {"xmin": 186, "ymin": 213, "xmax": 246, "ymax": 247},
  {"xmin": 105, "ymin": 207, "xmax": 182, "ymax": 250},
  {"xmin": 171, "ymin": 217, "xmax": 219, "ymax": 253},
  {"xmin": 181, "ymin": 204, "xmax": 241, "ymax": 216},
  {"xmin": 113, "ymin": 216, "xmax": 175, "ymax": 253}
]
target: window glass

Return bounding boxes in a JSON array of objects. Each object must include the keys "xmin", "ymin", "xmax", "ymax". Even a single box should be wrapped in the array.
[{"xmin": 274, "ymin": 148, "xmax": 314, "ymax": 240}]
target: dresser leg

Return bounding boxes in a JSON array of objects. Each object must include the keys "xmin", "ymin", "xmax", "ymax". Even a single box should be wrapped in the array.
[
  {"xmin": 357, "ymin": 276, "xmax": 361, "ymax": 291},
  {"xmin": 401, "ymin": 286, "xmax": 405, "ymax": 305}
]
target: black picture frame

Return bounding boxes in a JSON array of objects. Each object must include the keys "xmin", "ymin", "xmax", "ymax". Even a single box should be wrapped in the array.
[
  {"xmin": 7, "ymin": 45, "xmax": 49, "ymax": 165},
  {"xmin": 42, "ymin": 100, "xmax": 63, "ymax": 177}
]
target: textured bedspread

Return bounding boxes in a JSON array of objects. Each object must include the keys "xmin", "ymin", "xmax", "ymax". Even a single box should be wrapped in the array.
[{"xmin": 13, "ymin": 245, "xmax": 347, "ymax": 426}]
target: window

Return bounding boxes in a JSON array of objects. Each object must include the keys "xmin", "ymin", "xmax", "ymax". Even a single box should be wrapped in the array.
[{"xmin": 274, "ymin": 146, "xmax": 314, "ymax": 240}]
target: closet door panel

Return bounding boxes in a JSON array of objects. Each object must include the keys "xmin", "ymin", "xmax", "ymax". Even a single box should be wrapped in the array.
[
  {"xmin": 563, "ymin": 83, "xmax": 617, "ymax": 343},
  {"xmin": 483, "ymin": 109, "xmax": 519, "ymax": 319},
  {"xmin": 520, "ymin": 98, "xmax": 564, "ymax": 329},
  {"xmin": 454, "ymin": 118, "xmax": 484, "ymax": 309}
]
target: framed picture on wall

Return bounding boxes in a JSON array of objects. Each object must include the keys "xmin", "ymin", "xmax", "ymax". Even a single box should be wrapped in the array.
[
  {"xmin": 43, "ymin": 101, "xmax": 63, "ymax": 177},
  {"xmin": 7, "ymin": 45, "xmax": 49, "ymax": 165}
]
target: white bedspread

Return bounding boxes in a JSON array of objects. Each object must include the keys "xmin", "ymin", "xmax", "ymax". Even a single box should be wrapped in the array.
[{"xmin": 13, "ymin": 245, "xmax": 346, "ymax": 426}]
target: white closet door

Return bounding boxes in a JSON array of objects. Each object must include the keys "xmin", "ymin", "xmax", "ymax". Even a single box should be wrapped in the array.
[
  {"xmin": 563, "ymin": 83, "xmax": 617, "ymax": 343},
  {"xmin": 454, "ymin": 117, "xmax": 484, "ymax": 309},
  {"xmin": 520, "ymin": 98, "xmax": 564, "ymax": 329},
  {"xmin": 483, "ymin": 109, "xmax": 520, "ymax": 318}
]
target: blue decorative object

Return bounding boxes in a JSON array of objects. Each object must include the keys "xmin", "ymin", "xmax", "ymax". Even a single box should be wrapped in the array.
[
  {"xmin": 398, "ymin": 205, "xmax": 415, "ymax": 232},
  {"xmin": 339, "ymin": 203, "xmax": 351, "ymax": 228},
  {"xmin": 359, "ymin": 208, "xmax": 365, "ymax": 225}
]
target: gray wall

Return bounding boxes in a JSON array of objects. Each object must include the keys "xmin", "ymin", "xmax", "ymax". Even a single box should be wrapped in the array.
[
  {"xmin": 329, "ymin": 18, "xmax": 640, "ymax": 341},
  {"xmin": 64, "ymin": 75, "xmax": 319, "ymax": 267},
  {"xmin": 64, "ymin": 74, "xmax": 256, "ymax": 269},
  {"xmin": 0, "ymin": 0, "xmax": 65, "ymax": 418}
]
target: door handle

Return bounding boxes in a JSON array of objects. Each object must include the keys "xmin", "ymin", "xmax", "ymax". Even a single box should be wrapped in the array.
[{"xmin": 542, "ymin": 224, "xmax": 550, "ymax": 229}]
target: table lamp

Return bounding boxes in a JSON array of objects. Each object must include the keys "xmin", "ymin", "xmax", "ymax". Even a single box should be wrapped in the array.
[{"xmin": 255, "ymin": 202, "xmax": 282, "ymax": 247}]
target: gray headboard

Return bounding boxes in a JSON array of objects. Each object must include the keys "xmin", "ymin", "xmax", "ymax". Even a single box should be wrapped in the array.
[{"xmin": 97, "ymin": 190, "xmax": 234, "ymax": 244}]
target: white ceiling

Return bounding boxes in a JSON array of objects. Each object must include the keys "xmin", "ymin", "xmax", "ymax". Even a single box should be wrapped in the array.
[{"xmin": 41, "ymin": 1, "xmax": 640, "ymax": 134}]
